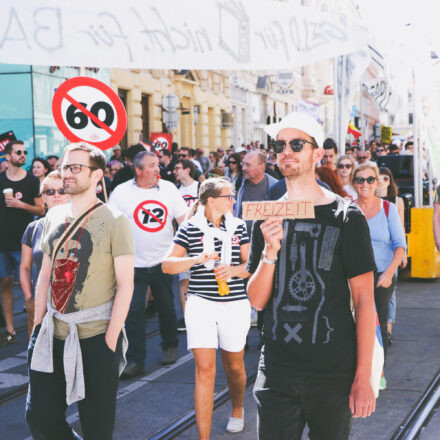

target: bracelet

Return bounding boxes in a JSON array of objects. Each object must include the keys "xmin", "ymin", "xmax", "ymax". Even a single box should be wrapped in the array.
[{"xmin": 261, "ymin": 250, "xmax": 277, "ymax": 264}]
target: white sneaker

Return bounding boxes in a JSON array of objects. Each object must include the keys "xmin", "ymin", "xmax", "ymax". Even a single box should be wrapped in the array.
[{"xmin": 226, "ymin": 410, "xmax": 244, "ymax": 433}]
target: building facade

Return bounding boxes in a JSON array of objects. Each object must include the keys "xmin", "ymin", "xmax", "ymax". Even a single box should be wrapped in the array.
[{"xmin": 110, "ymin": 69, "xmax": 231, "ymax": 150}]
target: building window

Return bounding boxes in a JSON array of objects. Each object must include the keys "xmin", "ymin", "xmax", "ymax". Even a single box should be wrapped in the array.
[
  {"xmin": 141, "ymin": 94, "xmax": 150, "ymax": 139},
  {"xmin": 194, "ymin": 105, "xmax": 200, "ymax": 125},
  {"xmin": 408, "ymin": 113, "xmax": 413, "ymax": 124},
  {"xmin": 118, "ymin": 89, "xmax": 128, "ymax": 149}
]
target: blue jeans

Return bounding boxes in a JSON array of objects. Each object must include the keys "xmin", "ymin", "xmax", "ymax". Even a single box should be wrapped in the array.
[
  {"xmin": 0, "ymin": 250, "xmax": 21, "ymax": 279},
  {"xmin": 388, "ymin": 290, "xmax": 396, "ymax": 323},
  {"xmin": 253, "ymin": 363, "xmax": 352, "ymax": 440},
  {"xmin": 26, "ymin": 325, "xmax": 121, "ymax": 440},
  {"xmin": 126, "ymin": 265, "xmax": 178, "ymax": 364}
]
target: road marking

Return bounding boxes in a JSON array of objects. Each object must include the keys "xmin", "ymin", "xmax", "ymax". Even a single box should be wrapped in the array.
[
  {"xmin": 0, "ymin": 357, "xmax": 27, "ymax": 373},
  {"xmin": 23, "ymin": 353, "xmax": 194, "ymax": 439},
  {"xmin": 0, "ymin": 372, "xmax": 28, "ymax": 389}
]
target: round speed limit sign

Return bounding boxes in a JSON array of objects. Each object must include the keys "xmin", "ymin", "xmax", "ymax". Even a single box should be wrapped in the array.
[{"xmin": 52, "ymin": 77, "xmax": 127, "ymax": 151}]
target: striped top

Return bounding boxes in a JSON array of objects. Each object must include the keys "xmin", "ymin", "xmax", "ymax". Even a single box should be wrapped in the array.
[{"xmin": 174, "ymin": 218, "xmax": 249, "ymax": 302}]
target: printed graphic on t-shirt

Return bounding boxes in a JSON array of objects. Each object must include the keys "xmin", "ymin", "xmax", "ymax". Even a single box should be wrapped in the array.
[
  {"xmin": 182, "ymin": 194, "xmax": 197, "ymax": 207},
  {"xmin": 15, "ymin": 191, "xmax": 23, "ymax": 199},
  {"xmin": 272, "ymin": 221, "xmax": 341, "ymax": 346},
  {"xmin": 49, "ymin": 224, "xmax": 93, "ymax": 314},
  {"xmin": 133, "ymin": 200, "xmax": 168, "ymax": 232}
]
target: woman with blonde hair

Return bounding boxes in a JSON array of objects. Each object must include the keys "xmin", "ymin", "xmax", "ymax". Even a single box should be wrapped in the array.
[
  {"xmin": 163, "ymin": 178, "xmax": 251, "ymax": 438},
  {"xmin": 336, "ymin": 154, "xmax": 357, "ymax": 199},
  {"xmin": 20, "ymin": 171, "xmax": 70, "ymax": 336},
  {"xmin": 353, "ymin": 161, "xmax": 406, "ymax": 390}
]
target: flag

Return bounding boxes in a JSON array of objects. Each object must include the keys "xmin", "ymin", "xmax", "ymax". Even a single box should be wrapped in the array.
[{"xmin": 348, "ymin": 122, "xmax": 361, "ymax": 138}]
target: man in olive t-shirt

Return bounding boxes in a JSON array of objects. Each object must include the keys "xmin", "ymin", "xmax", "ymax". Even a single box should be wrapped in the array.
[{"xmin": 26, "ymin": 143, "xmax": 134, "ymax": 440}]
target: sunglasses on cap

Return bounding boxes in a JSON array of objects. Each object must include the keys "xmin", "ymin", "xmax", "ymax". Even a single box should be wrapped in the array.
[
  {"xmin": 273, "ymin": 139, "xmax": 315, "ymax": 154},
  {"xmin": 354, "ymin": 176, "xmax": 376, "ymax": 185},
  {"xmin": 337, "ymin": 163, "xmax": 352, "ymax": 169},
  {"xmin": 43, "ymin": 188, "xmax": 66, "ymax": 196},
  {"xmin": 14, "ymin": 150, "xmax": 28, "ymax": 156}
]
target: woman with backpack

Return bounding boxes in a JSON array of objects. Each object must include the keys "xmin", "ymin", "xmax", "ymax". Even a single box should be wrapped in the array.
[{"xmin": 353, "ymin": 162, "xmax": 406, "ymax": 390}]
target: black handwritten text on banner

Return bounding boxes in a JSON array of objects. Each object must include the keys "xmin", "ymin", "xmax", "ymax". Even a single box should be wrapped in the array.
[{"xmin": 0, "ymin": 0, "xmax": 368, "ymax": 70}]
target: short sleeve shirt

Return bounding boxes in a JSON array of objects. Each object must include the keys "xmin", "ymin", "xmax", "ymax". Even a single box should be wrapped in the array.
[
  {"xmin": 41, "ymin": 203, "xmax": 134, "ymax": 339},
  {"xmin": 246, "ymin": 196, "xmax": 376, "ymax": 378},
  {"xmin": 178, "ymin": 180, "xmax": 199, "ymax": 208},
  {"xmin": 108, "ymin": 179, "xmax": 188, "ymax": 267},
  {"xmin": 21, "ymin": 218, "xmax": 45, "ymax": 295},
  {"xmin": 0, "ymin": 171, "xmax": 40, "ymax": 251},
  {"xmin": 174, "ymin": 218, "xmax": 249, "ymax": 301}
]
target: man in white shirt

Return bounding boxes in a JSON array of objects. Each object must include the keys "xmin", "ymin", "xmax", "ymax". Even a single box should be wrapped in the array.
[
  {"xmin": 109, "ymin": 152, "xmax": 188, "ymax": 376},
  {"xmin": 173, "ymin": 159, "xmax": 199, "ymax": 332}
]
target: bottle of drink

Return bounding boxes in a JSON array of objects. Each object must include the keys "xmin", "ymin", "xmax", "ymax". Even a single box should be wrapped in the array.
[{"xmin": 214, "ymin": 259, "xmax": 230, "ymax": 296}]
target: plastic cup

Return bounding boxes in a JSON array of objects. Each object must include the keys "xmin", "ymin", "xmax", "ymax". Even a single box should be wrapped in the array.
[{"xmin": 3, "ymin": 188, "xmax": 13, "ymax": 199}]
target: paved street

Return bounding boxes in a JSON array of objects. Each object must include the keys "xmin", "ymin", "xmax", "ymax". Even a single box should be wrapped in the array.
[{"xmin": 1, "ymin": 277, "xmax": 440, "ymax": 439}]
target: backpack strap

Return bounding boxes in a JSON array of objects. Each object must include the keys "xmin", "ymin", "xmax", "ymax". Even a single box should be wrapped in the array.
[{"xmin": 383, "ymin": 199, "xmax": 390, "ymax": 218}]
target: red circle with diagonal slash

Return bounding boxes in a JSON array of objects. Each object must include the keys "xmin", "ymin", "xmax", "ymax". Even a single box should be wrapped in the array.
[
  {"xmin": 133, "ymin": 200, "xmax": 168, "ymax": 232},
  {"xmin": 52, "ymin": 76, "xmax": 127, "ymax": 151}
]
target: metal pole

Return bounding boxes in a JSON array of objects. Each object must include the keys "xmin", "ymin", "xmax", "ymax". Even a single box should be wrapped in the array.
[
  {"xmin": 412, "ymin": 68, "xmax": 421, "ymax": 208},
  {"xmin": 333, "ymin": 57, "xmax": 339, "ymax": 145},
  {"xmin": 339, "ymin": 56, "xmax": 346, "ymax": 155}
]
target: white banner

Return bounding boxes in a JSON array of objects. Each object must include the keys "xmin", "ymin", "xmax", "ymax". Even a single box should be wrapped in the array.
[
  {"xmin": 364, "ymin": 78, "xmax": 403, "ymax": 115},
  {"xmin": 0, "ymin": 0, "xmax": 368, "ymax": 69}
]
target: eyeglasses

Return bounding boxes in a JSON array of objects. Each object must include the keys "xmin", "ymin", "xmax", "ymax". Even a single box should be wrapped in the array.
[
  {"xmin": 337, "ymin": 163, "xmax": 352, "ymax": 169},
  {"xmin": 273, "ymin": 139, "xmax": 315, "ymax": 154},
  {"xmin": 43, "ymin": 188, "xmax": 66, "ymax": 196},
  {"xmin": 354, "ymin": 176, "xmax": 376, "ymax": 185},
  {"xmin": 14, "ymin": 150, "xmax": 28, "ymax": 156},
  {"xmin": 178, "ymin": 154, "xmax": 187, "ymax": 158},
  {"xmin": 215, "ymin": 194, "xmax": 235, "ymax": 201},
  {"xmin": 59, "ymin": 164, "xmax": 97, "ymax": 174}
]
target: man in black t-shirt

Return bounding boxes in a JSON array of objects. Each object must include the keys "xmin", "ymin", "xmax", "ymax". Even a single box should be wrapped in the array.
[
  {"xmin": 0, "ymin": 141, "xmax": 44, "ymax": 345},
  {"xmin": 246, "ymin": 113, "xmax": 377, "ymax": 440}
]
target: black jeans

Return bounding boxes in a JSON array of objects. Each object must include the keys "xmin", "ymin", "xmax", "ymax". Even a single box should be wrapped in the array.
[
  {"xmin": 253, "ymin": 366, "xmax": 353, "ymax": 440},
  {"xmin": 26, "ymin": 325, "xmax": 121, "ymax": 440},
  {"xmin": 374, "ymin": 272, "xmax": 396, "ymax": 360},
  {"xmin": 126, "ymin": 265, "xmax": 178, "ymax": 364}
]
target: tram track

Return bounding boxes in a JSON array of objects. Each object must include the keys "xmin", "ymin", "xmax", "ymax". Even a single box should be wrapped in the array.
[
  {"xmin": 0, "ymin": 324, "xmax": 163, "ymax": 407},
  {"xmin": 391, "ymin": 368, "xmax": 440, "ymax": 440},
  {"xmin": 148, "ymin": 368, "xmax": 258, "ymax": 440}
]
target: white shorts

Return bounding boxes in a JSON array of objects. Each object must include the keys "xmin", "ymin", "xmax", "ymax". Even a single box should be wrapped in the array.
[{"xmin": 185, "ymin": 294, "xmax": 251, "ymax": 352}]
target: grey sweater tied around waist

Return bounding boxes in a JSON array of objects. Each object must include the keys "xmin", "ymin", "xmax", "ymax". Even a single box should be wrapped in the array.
[{"xmin": 30, "ymin": 300, "xmax": 128, "ymax": 405}]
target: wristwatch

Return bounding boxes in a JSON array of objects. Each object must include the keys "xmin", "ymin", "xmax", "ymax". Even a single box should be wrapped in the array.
[{"xmin": 261, "ymin": 250, "xmax": 277, "ymax": 264}]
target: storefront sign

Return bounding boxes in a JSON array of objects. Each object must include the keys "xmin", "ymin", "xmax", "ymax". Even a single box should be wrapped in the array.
[
  {"xmin": 0, "ymin": 0, "xmax": 369, "ymax": 70},
  {"xmin": 52, "ymin": 76, "xmax": 127, "ymax": 150}
]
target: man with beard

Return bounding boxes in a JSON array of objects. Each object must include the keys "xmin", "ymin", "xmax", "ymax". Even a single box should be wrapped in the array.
[
  {"xmin": 26, "ymin": 142, "xmax": 134, "ymax": 439},
  {"xmin": 0, "ymin": 141, "xmax": 44, "ymax": 345},
  {"xmin": 246, "ymin": 112, "xmax": 377, "ymax": 439}
]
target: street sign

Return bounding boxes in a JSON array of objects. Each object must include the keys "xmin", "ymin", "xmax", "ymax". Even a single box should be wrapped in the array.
[
  {"xmin": 163, "ymin": 110, "xmax": 179, "ymax": 129},
  {"xmin": 0, "ymin": 131, "xmax": 16, "ymax": 162},
  {"xmin": 151, "ymin": 132, "xmax": 173, "ymax": 153},
  {"xmin": 52, "ymin": 77, "xmax": 127, "ymax": 151},
  {"xmin": 162, "ymin": 94, "xmax": 179, "ymax": 111}
]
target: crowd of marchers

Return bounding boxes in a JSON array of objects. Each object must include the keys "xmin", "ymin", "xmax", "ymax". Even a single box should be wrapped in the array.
[{"xmin": 0, "ymin": 113, "xmax": 417, "ymax": 439}]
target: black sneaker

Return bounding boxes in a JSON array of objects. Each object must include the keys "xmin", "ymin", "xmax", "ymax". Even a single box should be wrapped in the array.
[
  {"xmin": 0, "ymin": 330, "xmax": 16, "ymax": 346},
  {"xmin": 177, "ymin": 318, "xmax": 186, "ymax": 333},
  {"xmin": 120, "ymin": 362, "xmax": 145, "ymax": 379}
]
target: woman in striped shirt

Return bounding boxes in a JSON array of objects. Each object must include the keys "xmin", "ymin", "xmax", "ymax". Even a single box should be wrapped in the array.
[{"xmin": 163, "ymin": 178, "xmax": 251, "ymax": 438}]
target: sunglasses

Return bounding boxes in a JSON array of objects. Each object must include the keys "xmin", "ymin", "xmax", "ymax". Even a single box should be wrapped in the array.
[
  {"xmin": 337, "ymin": 163, "xmax": 352, "ymax": 169},
  {"xmin": 376, "ymin": 149, "xmax": 385, "ymax": 153},
  {"xmin": 178, "ymin": 154, "xmax": 187, "ymax": 158},
  {"xmin": 43, "ymin": 188, "xmax": 66, "ymax": 196},
  {"xmin": 228, "ymin": 160, "xmax": 237, "ymax": 164},
  {"xmin": 215, "ymin": 194, "xmax": 235, "ymax": 201},
  {"xmin": 381, "ymin": 176, "xmax": 390, "ymax": 182},
  {"xmin": 273, "ymin": 139, "xmax": 315, "ymax": 154},
  {"xmin": 354, "ymin": 176, "xmax": 376, "ymax": 185},
  {"xmin": 358, "ymin": 156, "xmax": 368, "ymax": 160},
  {"xmin": 14, "ymin": 150, "xmax": 28, "ymax": 156}
]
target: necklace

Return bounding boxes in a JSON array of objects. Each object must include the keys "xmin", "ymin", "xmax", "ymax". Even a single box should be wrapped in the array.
[{"xmin": 63, "ymin": 202, "xmax": 97, "ymax": 282}]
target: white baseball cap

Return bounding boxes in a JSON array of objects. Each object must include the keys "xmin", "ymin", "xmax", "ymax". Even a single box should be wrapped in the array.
[
  {"xmin": 264, "ymin": 112, "xmax": 324, "ymax": 148},
  {"xmin": 234, "ymin": 146, "xmax": 246, "ymax": 153}
]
